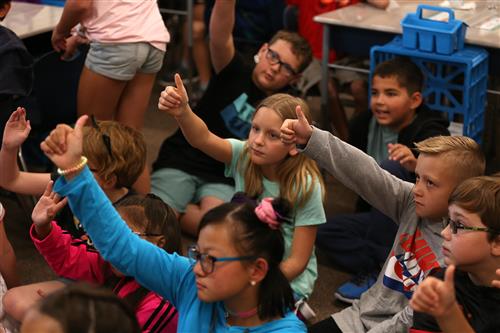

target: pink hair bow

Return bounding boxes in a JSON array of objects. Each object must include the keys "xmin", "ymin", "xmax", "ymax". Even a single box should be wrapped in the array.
[{"xmin": 254, "ymin": 198, "xmax": 281, "ymax": 230}]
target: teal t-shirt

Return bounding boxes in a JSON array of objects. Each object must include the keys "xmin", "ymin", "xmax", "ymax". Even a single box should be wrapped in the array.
[
  {"xmin": 225, "ymin": 139, "xmax": 326, "ymax": 298},
  {"xmin": 366, "ymin": 117, "xmax": 398, "ymax": 163}
]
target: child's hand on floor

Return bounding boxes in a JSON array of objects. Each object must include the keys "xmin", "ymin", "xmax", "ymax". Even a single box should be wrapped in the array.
[
  {"xmin": 492, "ymin": 268, "xmax": 500, "ymax": 288},
  {"xmin": 2, "ymin": 107, "xmax": 31, "ymax": 151},
  {"xmin": 280, "ymin": 105, "xmax": 313, "ymax": 146},
  {"xmin": 31, "ymin": 181, "xmax": 67, "ymax": 239},
  {"xmin": 410, "ymin": 265, "xmax": 456, "ymax": 318},
  {"xmin": 158, "ymin": 74, "xmax": 189, "ymax": 119},
  {"xmin": 41, "ymin": 116, "xmax": 87, "ymax": 171},
  {"xmin": 387, "ymin": 143, "xmax": 417, "ymax": 172}
]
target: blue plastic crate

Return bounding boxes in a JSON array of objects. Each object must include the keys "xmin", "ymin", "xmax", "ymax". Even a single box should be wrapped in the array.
[
  {"xmin": 370, "ymin": 37, "xmax": 488, "ymax": 143},
  {"xmin": 401, "ymin": 5, "xmax": 466, "ymax": 55}
]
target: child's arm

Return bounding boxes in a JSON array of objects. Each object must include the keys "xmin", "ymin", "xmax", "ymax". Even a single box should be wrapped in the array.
[
  {"xmin": 158, "ymin": 74, "xmax": 232, "ymax": 164},
  {"xmin": 366, "ymin": 0, "xmax": 389, "ymax": 10},
  {"xmin": 0, "ymin": 108, "xmax": 51, "ymax": 195},
  {"xmin": 209, "ymin": 0, "xmax": 236, "ymax": 74},
  {"xmin": 388, "ymin": 143, "xmax": 417, "ymax": 173},
  {"xmin": 410, "ymin": 265, "xmax": 474, "ymax": 333},
  {"xmin": 52, "ymin": 0, "xmax": 91, "ymax": 52},
  {"xmin": 0, "ymin": 204, "xmax": 19, "ymax": 288},
  {"xmin": 280, "ymin": 225, "xmax": 317, "ymax": 281}
]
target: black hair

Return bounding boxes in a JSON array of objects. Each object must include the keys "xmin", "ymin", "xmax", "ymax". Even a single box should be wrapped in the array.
[
  {"xmin": 373, "ymin": 57, "xmax": 424, "ymax": 95},
  {"xmin": 36, "ymin": 283, "xmax": 140, "ymax": 333},
  {"xmin": 115, "ymin": 193, "xmax": 181, "ymax": 254},
  {"xmin": 198, "ymin": 194, "xmax": 295, "ymax": 320}
]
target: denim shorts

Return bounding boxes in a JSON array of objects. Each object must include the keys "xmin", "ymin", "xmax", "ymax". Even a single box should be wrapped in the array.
[
  {"xmin": 85, "ymin": 42, "xmax": 165, "ymax": 81},
  {"xmin": 151, "ymin": 168, "xmax": 235, "ymax": 213}
]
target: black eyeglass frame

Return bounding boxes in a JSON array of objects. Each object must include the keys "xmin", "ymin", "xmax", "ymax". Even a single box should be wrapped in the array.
[
  {"xmin": 90, "ymin": 115, "xmax": 113, "ymax": 157},
  {"xmin": 265, "ymin": 48, "xmax": 298, "ymax": 77}
]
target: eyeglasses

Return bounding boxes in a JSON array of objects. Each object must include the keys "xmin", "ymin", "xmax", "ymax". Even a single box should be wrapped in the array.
[
  {"xmin": 443, "ymin": 217, "xmax": 499, "ymax": 235},
  {"xmin": 90, "ymin": 115, "xmax": 113, "ymax": 157},
  {"xmin": 132, "ymin": 231, "xmax": 163, "ymax": 238},
  {"xmin": 187, "ymin": 245, "xmax": 257, "ymax": 274},
  {"xmin": 265, "ymin": 48, "xmax": 298, "ymax": 77}
]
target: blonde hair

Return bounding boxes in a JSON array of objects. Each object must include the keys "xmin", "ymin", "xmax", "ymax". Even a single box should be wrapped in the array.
[
  {"xmin": 238, "ymin": 94, "xmax": 324, "ymax": 208},
  {"xmin": 83, "ymin": 121, "xmax": 146, "ymax": 188},
  {"xmin": 449, "ymin": 175, "xmax": 500, "ymax": 241},
  {"xmin": 414, "ymin": 136, "xmax": 485, "ymax": 182}
]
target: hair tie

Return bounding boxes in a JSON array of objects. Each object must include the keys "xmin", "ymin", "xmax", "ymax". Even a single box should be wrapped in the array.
[{"xmin": 254, "ymin": 198, "xmax": 281, "ymax": 230}]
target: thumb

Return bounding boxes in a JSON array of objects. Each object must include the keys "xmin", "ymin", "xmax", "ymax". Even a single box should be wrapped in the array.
[
  {"xmin": 444, "ymin": 265, "xmax": 455, "ymax": 291},
  {"xmin": 174, "ymin": 74, "xmax": 188, "ymax": 100},
  {"xmin": 73, "ymin": 115, "xmax": 88, "ymax": 138},
  {"xmin": 296, "ymin": 105, "xmax": 309, "ymax": 126}
]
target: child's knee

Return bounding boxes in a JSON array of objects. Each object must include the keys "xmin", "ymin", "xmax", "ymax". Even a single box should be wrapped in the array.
[{"xmin": 3, "ymin": 287, "xmax": 33, "ymax": 321}]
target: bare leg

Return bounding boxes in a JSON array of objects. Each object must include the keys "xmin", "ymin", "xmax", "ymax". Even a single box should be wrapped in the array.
[
  {"xmin": 77, "ymin": 66, "xmax": 127, "ymax": 120},
  {"xmin": 115, "ymin": 72, "xmax": 156, "ymax": 130},
  {"xmin": 351, "ymin": 79, "xmax": 368, "ymax": 116},
  {"xmin": 191, "ymin": 4, "xmax": 211, "ymax": 87},
  {"xmin": 180, "ymin": 196, "xmax": 224, "ymax": 236},
  {"xmin": 3, "ymin": 281, "xmax": 65, "ymax": 321},
  {"xmin": 328, "ymin": 79, "xmax": 349, "ymax": 141}
]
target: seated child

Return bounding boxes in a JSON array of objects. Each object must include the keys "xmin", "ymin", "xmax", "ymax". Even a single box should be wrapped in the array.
[
  {"xmin": 21, "ymin": 283, "xmax": 141, "ymax": 333},
  {"xmin": 316, "ymin": 57, "xmax": 451, "ymax": 302},
  {"xmin": 38, "ymin": 116, "xmax": 307, "ymax": 332},
  {"xmin": 4, "ymin": 182, "xmax": 179, "ymax": 332},
  {"xmin": 0, "ymin": 107, "xmax": 146, "ymax": 237},
  {"xmin": 410, "ymin": 175, "xmax": 500, "ymax": 333},
  {"xmin": 280, "ymin": 108, "xmax": 485, "ymax": 332},
  {"xmin": 159, "ymin": 78, "xmax": 326, "ymax": 306}
]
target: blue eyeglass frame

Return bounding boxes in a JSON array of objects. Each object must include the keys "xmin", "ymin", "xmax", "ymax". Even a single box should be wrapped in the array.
[{"xmin": 187, "ymin": 245, "xmax": 257, "ymax": 274}]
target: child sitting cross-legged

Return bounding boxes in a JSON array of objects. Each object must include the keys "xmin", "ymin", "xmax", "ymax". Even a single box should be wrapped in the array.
[
  {"xmin": 158, "ymin": 75, "xmax": 326, "ymax": 309},
  {"xmin": 280, "ymin": 107, "xmax": 485, "ymax": 332},
  {"xmin": 410, "ymin": 175, "xmax": 500, "ymax": 333},
  {"xmin": 4, "ymin": 182, "xmax": 180, "ymax": 332},
  {"xmin": 38, "ymin": 115, "xmax": 308, "ymax": 332}
]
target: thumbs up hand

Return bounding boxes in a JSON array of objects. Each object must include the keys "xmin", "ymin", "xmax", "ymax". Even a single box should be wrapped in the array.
[
  {"xmin": 158, "ymin": 73, "xmax": 190, "ymax": 119},
  {"xmin": 280, "ymin": 105, "xmax": 313, "ymax": 146}
]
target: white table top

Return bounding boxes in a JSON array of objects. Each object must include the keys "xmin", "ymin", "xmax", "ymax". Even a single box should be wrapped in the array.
[
  {"xmin": 314, "ymin": 1, "xmax": 500, "ymax": 49},
  {"xmin": 2, "ymin": 2, "xmax": 63, "ymax": 39}
]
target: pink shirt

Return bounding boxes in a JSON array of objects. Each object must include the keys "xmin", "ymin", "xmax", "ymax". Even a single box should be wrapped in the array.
[{"xmin": 82, "ymin": 0, "xmax": 170, "ymax": 51}]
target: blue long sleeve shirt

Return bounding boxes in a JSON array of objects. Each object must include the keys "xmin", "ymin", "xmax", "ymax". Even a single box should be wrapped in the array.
[{"xmin": 54, "ymin": 167, "xmax": 305, "ymax": 333}]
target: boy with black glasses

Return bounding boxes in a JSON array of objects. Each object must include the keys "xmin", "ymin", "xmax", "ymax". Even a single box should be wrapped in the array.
[{"xmin": 410, "ymin": 175, "xmax": 500, "ymax": 333}]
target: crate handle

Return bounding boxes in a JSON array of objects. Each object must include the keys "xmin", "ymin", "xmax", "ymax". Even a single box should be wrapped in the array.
[{"xmin": 416, "ymin": 4, "xmax": 455, "ymax": 22}]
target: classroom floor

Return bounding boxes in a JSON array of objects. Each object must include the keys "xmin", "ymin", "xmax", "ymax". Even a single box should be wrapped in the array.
[{"xmin": 1, "ymin": 84, "xmax": 360, "ymax": 325}]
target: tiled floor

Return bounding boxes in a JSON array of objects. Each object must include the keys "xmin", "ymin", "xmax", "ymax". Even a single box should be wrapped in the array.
[{"xmin": 1, "ymin": 84, "xmax": 359, "ymax": 325}]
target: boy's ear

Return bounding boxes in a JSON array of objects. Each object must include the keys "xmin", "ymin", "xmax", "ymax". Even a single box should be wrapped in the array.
[
  {"xmin": 102, "ymin": 173, "xmax": 118, "ymax": 190},
  {"xmin": 409, "ymin": 91, "xmax": 423, "ymax": 110},
  {"xmin": 0, "ymin": 2, "xmax": 11, "ymax": 20},
  {"xmin": 490, "ymin": 235, "xmax": 500, "ymax": 257}
]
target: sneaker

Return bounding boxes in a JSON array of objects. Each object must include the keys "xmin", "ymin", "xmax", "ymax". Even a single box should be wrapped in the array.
[
  {"xmin": 294, "ymin": 299, "xmax": 316, "ymax": 322},
  {"xmin": 334, "ymin": 272, "xmax": 378, "ymax": 304}
]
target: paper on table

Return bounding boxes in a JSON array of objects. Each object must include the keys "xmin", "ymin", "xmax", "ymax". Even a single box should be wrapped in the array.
[
  {"xmin": 440, "ymin": 0, "xmax": 476, "ymax": 10},
  {"xmin": 479, "ymin": 17, "xmax": 500, "ymax": 30}
]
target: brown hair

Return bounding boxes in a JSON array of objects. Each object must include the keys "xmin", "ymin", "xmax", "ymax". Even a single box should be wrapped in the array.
[
  {"xmin": 415, "ymin": 136, "xmax": 485, "ymax": 183},
  {"xmin": 269, "ymin": 30, "xmax": 312, "ymax": 73},
  {"xmin": 373, "ymin": 57, "xmax": 424, "ymax": 95},
  {"xmin": 238, "ymin": 93, "xmax": 324, "ymax": 208},
  {"xmin": 449, "ymin": 175, "xmax": 500, "ymax": 241},
  {"xmin": 83, "ymin": 121, "xmax": 146, "ymax": 188}
]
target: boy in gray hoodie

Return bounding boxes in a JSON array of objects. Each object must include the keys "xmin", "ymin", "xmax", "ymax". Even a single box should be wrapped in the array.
[{"xmin": 280, "ymin": 107, "xmax": 485, "ymax": 333}]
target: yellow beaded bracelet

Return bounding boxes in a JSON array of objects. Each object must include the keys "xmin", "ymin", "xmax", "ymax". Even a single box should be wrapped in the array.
[{"xmin": 57, "ymin": 156, "xmax": 88, "ymax": 176}]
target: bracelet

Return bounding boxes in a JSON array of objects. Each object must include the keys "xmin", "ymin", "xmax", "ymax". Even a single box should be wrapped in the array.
[{"xmin": 57, "ymin": 156, "xmax": 88, "ymax": 176}]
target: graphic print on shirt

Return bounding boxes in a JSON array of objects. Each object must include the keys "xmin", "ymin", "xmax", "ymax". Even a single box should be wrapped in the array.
[
  {"xmin": 383, "ymin": 229, "xmax": 440, "ymax": 299},
  {"xmin": 220, "ymin": 93, "xmax": 256, "ymax": 139}
]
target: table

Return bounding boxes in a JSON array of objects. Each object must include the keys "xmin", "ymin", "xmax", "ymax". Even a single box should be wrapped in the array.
[
  {"xmin": 314, "ymin": 0, "xmax": 500, "ymax": 118},
  {"xmin": 2, "ymin": 2, "xmax": 63, "ymax": 39}
]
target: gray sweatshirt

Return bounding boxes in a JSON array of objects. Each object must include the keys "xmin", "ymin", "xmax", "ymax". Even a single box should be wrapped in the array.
[{"xmin": 303, "ymin": 128, "xmax": 445, "ymax": 333}]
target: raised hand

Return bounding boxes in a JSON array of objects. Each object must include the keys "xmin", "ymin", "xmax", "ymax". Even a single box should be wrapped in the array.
[
  {"xmin": 280, "ymin": 105, "xmax": 313, "ymax": 146},
  {"xmin": 410, "ymin": 265, "xmax": 456, "ymax": 318},
  {"xmin": 387, "ymin": 143, "xmax": 417, "ymax": 172},
  {"xmin": 41, "ymin": 115, "xmax": 87, "ymax": 171},
  {"xmin": 32, "ymin": 181, "xmax": 67, "ymax": 227},
  {"xmin": 158, "ymin": 73, "xmax": 189, "ymax": 118},
  {"xmin": 2, "ymin": 107, "xmax": 31, "ymax": 151},
  {"xmin": 492, "ymin": 268, "xmax": 500, "ymax": 288}
]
